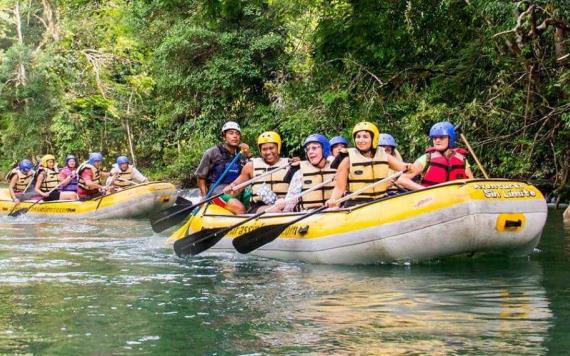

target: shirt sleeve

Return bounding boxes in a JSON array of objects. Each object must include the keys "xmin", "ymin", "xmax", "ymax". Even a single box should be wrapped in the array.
[
  {"xmin": 414, "ymin": 154, "xmax": 428, "ymax": 170},
  {"xmin": 131, "ymin": 167, "xmax": 147, "ymax": 182},
  {"xmin": 283, "ymin": 171, "xmax": 303, "ymax": 212},
  {"xmin": 195, "ymin": 147, "xmax": 215, "ymax": 179}
]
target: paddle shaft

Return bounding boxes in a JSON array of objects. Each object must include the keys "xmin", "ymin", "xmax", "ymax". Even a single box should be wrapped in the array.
[
  {"xmin": 187, "ymin": 177, "xmax": 335, "ymax": 247},
  {"xmin": 460, "ymin": 133, "xmax": 489, "ymax": 179}
]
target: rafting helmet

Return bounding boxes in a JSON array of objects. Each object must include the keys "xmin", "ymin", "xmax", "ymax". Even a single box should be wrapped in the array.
[
  {"xmin": 352, "ymin": 121, "xmax": 380, "ymax": 148},
  {"xmin": 329, "ymin": 136, "xmax": 349, "ymax": 148},
  {"xmin": 257, "ymin": 131, "xmax": 282, "ymax": 154},
  {"xmin": 221, "ymin": 121, "xmax": 241, "ymax": 134},
  {"xmin": 429, "ymin": 122, "xmax": 456, "ymax": 148},
  {"xmin": 379, "ymin": 133, "xmax": 397, "ymax": 148},
  {"xmin": 303, "ymin": 134, "xmax": 330, "ymax": 159},
  {"xmin": 41, "ymin": 154, "xmax": 56, "ymax": 167},
  {"xmin": 64, "ymin": 154, "xmax": 77, "ymax": 166},
  {"xmin": 116, "ymin": 156, "xmax": 129, "ymax": 165},
  {"xmin": 19, "ymin": 159, "xmax": 33, "ymax": 172},
  {"xmin": 88, "ymin": 152, "xmax": 103, "ymax": 165}
]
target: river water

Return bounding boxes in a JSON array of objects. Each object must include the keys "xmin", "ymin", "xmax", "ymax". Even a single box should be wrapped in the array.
[{"xmin": 0, "ymin": 209, "xmax": 568, "ymax": 354}]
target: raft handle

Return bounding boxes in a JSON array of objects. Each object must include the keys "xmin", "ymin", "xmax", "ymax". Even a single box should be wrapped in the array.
[
  {"xmin": 504, "ymin": 219, "xmax": 522, "ymax": 229},
  {"xmin": 298, "ymin": 225, "xmax": 309, "ymax": 235}
]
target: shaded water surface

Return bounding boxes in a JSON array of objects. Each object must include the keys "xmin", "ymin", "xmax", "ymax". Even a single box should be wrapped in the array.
[{"xmin": 0, "ymin": 210, "xmax": 568, "ymax": 354}]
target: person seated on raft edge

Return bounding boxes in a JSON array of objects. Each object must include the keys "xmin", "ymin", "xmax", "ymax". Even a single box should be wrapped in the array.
[
  {"xmin": 327, "ymin": 136, "xmax": 349, "ymax": 163},
  {"xmin": 107, "ymin": 155, "xmax": 148, "ymax": 191},
  {"xmin": 195, "ymin": 121, "xmax": 252, "ymax": 212},
  {"xmin": 34, "ymin": 155, "xmax": 78, "ymax": 201},
  {"xmin": 325, "ymin": 121, "xmax": 417, "ymax": 209},
  {"xmin": 77, "ymin": 152, "xmax": 112, "ymax": 200},
  {"xmin": 273, "ymin": 134, "xmax": 336, "ymax": 212},
  {"xmin": 223, "ymin": 131, "xmax": 300, "ymax": 215},
  {"xmin": 7, "ymin": 159, "xmax": 35, "ymax": 203},
  {"xmin": 378, "ymin": 133, "xmax": 407, "ymax": 196},
  {"xmin": 403, "ymin": 121, "xmax": 475, "ymax": 191},
  {"xmin": 58, "ymin": 154, "xmax": 79, "ymax": 193}
]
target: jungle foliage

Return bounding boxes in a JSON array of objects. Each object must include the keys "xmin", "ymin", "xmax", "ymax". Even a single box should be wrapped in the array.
[{"xmin": 1, "ymin": 0, "xmax": 569, "ymax": 197}]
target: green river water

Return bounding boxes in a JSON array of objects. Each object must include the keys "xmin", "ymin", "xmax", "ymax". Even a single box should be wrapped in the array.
[{"xmin": 0, "ymin": 209, "xmax": 568, "ymax": 354}]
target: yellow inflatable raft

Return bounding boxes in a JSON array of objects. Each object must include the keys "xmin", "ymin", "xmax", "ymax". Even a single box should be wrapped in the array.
[
  {"xmin": 0, "ymin": 182, "xmax": 177, "ymax": 219},
  {"xmin": 171, "ymin": 179, "xmax": 547, "ymax": 264}
]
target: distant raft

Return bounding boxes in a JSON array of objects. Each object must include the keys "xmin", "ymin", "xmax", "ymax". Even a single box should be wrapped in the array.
[
  {"xmin": 0, "ymin": 182, "xmax": 177, "ymax": 219},
  {"xmin": 171, "ymin": 179, "xmax": 547, "ymax": 265}
]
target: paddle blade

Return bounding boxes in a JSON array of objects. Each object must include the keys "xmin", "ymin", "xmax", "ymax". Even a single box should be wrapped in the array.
[
  {"xmin": 150, "ymin": 204, "xmax": 195, "ymax": 233},
  {"xmin": 8, "ymin": 207, "xmax": 29, "ymax": 218},
  {"xmin": 232, "ymin": 223, "xmax": 289, "ymax": 254},
  {"xmin": 173, "ymin": 227, "xmax": 227, "ymax": 257}
]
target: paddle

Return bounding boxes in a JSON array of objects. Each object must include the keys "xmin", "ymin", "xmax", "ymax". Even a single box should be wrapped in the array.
[
  {"xmin": 232, "ymin": 170, "xmax": 404, "ymax": 254},
  {"xmin": 9, "ymin": 184, "xmax": 62, "ymax": 217},
  {"xmin": 173, "ymin": 177, "xmax": 335, "ymax": 257},
  {"xmin": 460, "ymin": 133, "xmax": 489, "ymax": 179},
  {"xmin": 151, "ymin": 163, "xmax": 290, "ymax": 233}
]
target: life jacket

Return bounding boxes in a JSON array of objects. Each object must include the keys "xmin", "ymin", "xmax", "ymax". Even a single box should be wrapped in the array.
[
  {"xmin": 39, "ymin": 167, "xmax": 60, "ymax": 192},
  {"xmin": 78, "ymin": 163, "xmax": 101, "ymax": 193},
  {"xmin": 208, "ymin": 144, "xmax": 241, "ymax": 186},
  {"xmin": 347, "ymin": 147, "xmax": 389, "ymax": 201},
  {"xmin": 59, "ymin": 166, "xmax": 78, "ymax": 192},
  {"xmin": 251, "ymin": 157, "xmax": 289, "ymax": 203},
  {"xmin": 298, "ymin": 160, "xmax": 336, "ymax": 209},
  {"xmin": 7, "ymin": 168, "xmax": 34, "ymax": 193},
  {"xmin": 113, "ymin": 165, "xmax": 133, "ymax": 188},
  {"xmin": 421, "ymin": 147, "xmax": 468, "ymax": 187}
]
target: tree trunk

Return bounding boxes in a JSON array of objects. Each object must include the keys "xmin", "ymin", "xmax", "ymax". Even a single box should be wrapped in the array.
[{"xmin": 14, "ymin": 1, "xmax": 27, "ymax": 86}]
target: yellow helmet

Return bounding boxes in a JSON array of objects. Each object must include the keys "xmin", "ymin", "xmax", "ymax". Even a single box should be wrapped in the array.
[
  {"xmin": 257, "ymin": 131, "xmax": 282, "ymax": 154},
  {"xmin": 41, "ymin": 154, "xmax": 56, "ymax": 167},
  {"xmin": 352, "ymin": 121, "xmax": 380, "ymax": 148}
]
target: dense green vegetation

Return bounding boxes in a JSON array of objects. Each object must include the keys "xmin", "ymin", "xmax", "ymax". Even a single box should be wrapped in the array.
[{"xmin": 1, "ymin": 0, "xmax": 568, "ymax": 198}]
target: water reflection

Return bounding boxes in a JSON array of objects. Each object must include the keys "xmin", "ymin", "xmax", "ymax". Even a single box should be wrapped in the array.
[{"xmin": 0, "ymin": 211, "xmax": 566, "ymax": 354}]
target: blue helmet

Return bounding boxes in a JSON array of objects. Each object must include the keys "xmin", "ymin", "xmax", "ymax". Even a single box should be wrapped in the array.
[
  {"xmin": 116, "ymin": 156, "xmax": 129, "ymax": 165},
  {"xmin": 65, "ymin": 154, "xmax": 77, "ymax": 166},
  {"xmin": 304, "ymin": 134, "xmax": 331, "ymax": 159},
  {"xmin": 19, "ymin": 159, "xmax": 33, "ymax": 172},
  {"xmin": 88, "ymin": 152, "xmax": 103, "ymax": 165},
  {"xmin": 329, "ymin": 136, "xmax": 349, "ymax": 148},
  {"xmin": 429, "ymin": 122, "xmax": 456, "ymax": 148},
  {"xmin": 379, "ymin": 133, "xmax": 397, "ymax": 147}
]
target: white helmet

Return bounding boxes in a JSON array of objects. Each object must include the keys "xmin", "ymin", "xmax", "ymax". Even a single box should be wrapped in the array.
[{"xmin": 221, "ymin": 121, "xmax": 241, "ymax": 134}]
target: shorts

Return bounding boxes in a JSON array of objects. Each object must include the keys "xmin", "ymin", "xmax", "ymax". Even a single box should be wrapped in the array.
[
  {"xmin": 212, "ymin": 187, "xmax": 252, "ymax": 210},
  {"xmin": 43, "ymin": 190, "xmax": 61, "ymax": 201}
]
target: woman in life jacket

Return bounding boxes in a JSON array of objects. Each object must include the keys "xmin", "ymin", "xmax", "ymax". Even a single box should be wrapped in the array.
[
  {"xmin": 34, "ymin": 155, "xmax": 78, "ymax": 201},
  {"xmin": 378, "ymin": 133, "xmax": 407, "ymax": 195},
  {"xmin": 7, "ymin": 159, "xmax": 35, "ymax": 202},
  {"xmin": 108, "ymin": 155, "xmax": 148, "ymax": 190},
  {"xmin": 224, "ymin": 131, "xmax": 295, "ymax": 214},
  {"xmin": 274, "ymin": 134, "xmax": 336, "ymax": 212},
  {"xmin": 77, "ymin": 152, "xmax": 112, "ymax": 200},
  {"xmin": 328, "ymin": 136, "xmax": 349, "ymax": 162},
  {"xmin": 325, "ymin": 122, "xmax": 415, "ymax": 208},
  {"xmin": 406, "ymin": 122, "xmax": 474, "ymax": 189},
  {"xmin": 59, "ymin": 155, "xmax": 78, "ymax": 193}
]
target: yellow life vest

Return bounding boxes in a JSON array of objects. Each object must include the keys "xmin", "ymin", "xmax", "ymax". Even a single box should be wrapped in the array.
[
  {"xmin": 8, "ymin": 168, "xmax": 34, "ymax": 193},
  {"xmin": 113, "ymin": 165, "xmax": 133, "ymax": 188},
  {"xmin": 298, "ymin": 160, "xmax": 336, "ymax": 209},
  {"xmin": 251, "ymin": 157, "xmax": 289, "ymax": 203},
  {"xmin": 40, "ymin": 167, "xmax": 60, "ymax": 192},
  {"xmin": 347, "ymin": 147, "xmax": 389, "ymax": 201},
  {"xmin": 78, "ymin": 163, "xmax": 101, "ymax": 191}
]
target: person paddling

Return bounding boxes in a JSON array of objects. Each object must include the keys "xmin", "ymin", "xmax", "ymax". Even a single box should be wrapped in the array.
[
  {"xmin": 77, "ymin": 152, "xmax": 111, "ymax": 200},
  {"xmin": 34, "ymin": 155, "xmax": 77, "ymax": 201},
  {"xmin": 7, "ymin": 159, "xmax": 35, "ymax": 203},
  {"xmin": 274, "ymin": 134, "xmax": 336, "ymax": 212},
  {"xmin": 325, "ymin": 122, "xmax": 415, "ymax": 208},
  {"xmin": 58, "ymin": 155, "xmax": 79, "ymax": 193},
  {"xmin": 108, "ymin": 156, "xmax": 148, "ymax": 190},
  {"xmin": 405, "ymin": 122, "xmax": 474, "ymax": 190},
  {"xmin": 223, "ymin": 131, "xmax": 293, "ymax": 214},
  {"xmin": 378, "ymin": 133, "xmax": 406, "ymax": 195}
]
